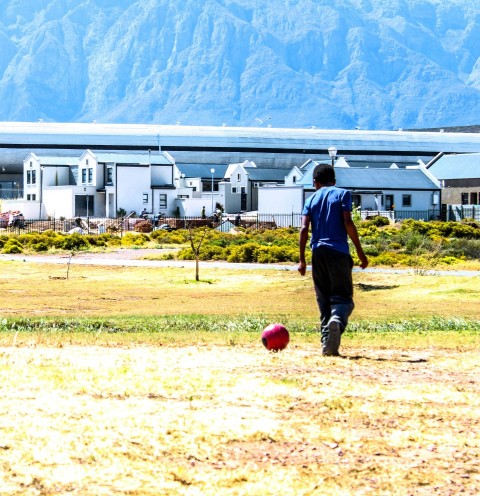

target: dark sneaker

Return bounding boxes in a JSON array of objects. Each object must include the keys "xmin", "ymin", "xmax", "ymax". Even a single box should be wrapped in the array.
[{"xmin": 323, "ymin": 321, "xmax": 341, "ymax": 356}]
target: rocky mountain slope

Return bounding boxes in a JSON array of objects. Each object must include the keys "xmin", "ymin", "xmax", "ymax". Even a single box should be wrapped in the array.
[{"xmin": 0, "ymin": 0, "xmax": 479, "ymax": 130}]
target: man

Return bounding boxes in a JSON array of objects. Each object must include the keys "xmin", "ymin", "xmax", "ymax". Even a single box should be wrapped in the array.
[{"xmin": 298, "ymin": 163, "xmax": 368, "ymax": 356}]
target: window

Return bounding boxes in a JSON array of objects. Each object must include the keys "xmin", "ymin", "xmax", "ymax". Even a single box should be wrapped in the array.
[
  {"xmin": 27, "ymin": 194, "xmax": 36, "ymax": 201},
  {"xmin": 143, "ymin": 193, "xmax": 149, "ymax": 204},
  {"xmin": 159, "ymin": 194, "xmax": 167, "ymax": 209},
  {"xmin": 402, "ymin": 194, "xmax": 412, "ymax": 207},
  {"xmin": 232, "ymin": 187, "xmax": 237, "ymax": 193},
  {"xmin": 292, "ymin": 176, "xmax": 296, "ymax": 183},
  {"xmin": 107, "ymin": 167, "xmax": 113, "ymax": 184},
  {"xmin": 81, "ymin": 169, "xmax": 87, "ymax": 184},
  {"xmin": 470, "ymin": 192, "xmax": 478, "ymax": 205},
  {"xmin": 88, "ymin": 168, "xmax": 93, "ymax": 184},
  {"xmin": 27, "ymin": 170, "xmax": 36, "ymax": 185},
  {"xmin": 237, "ymin": 173, "xmax": 241, "ymax": 182},
  {"xmin": 461, "ymin": 193, "xmax": 469, "ymax": 205},
  {"xmin": 352, "ymin": 194, "xmax": 362, "ymax": 209}
]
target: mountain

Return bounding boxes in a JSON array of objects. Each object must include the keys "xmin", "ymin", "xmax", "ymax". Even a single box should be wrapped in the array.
[{"xmin": 0, "ymin": 0, "xmax": 479, "ymax": 130}]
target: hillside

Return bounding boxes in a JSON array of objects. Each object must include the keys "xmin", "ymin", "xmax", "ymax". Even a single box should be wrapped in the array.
[{"xmin": 1, "ymin": 0, "xmax": 480, "ymax": 130}]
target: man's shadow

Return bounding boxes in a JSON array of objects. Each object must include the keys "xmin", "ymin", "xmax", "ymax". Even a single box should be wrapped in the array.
[{"xmin": 341, "ymin": 355, "xmax": 428, "ymax": 363}]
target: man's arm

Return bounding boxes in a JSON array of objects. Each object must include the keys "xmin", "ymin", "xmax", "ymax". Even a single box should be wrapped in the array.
[
  {"xmin": 343, "ymin": 211, "xmax": 369, "ymax": 269},
  {"xmin": 298, "ymin": 214, "xmax": 310, "ymax": 276}
]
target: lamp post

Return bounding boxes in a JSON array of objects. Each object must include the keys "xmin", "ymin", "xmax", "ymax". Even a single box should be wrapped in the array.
[
  {"xmin": 84, "ymin": 187, "xmax": 89, "ymax": 217},
  {"xmin": 328, "ymin": 146, "xmax": 337, "ymax": 167},
  {"xmin": 210, "ymin": 168, "xmax": 215, "ymax": 216}
]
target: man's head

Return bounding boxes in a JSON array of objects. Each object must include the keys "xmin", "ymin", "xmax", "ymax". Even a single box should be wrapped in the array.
[{"xmin": 312, "ymin": 163, "xmax": 335, "ymax": 186}]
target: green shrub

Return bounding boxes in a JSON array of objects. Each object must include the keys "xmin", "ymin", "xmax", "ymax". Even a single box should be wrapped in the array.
[
  {"xmin": 2, "ymin": 239, "xmax": 23, "ymax": 254},
  {"xmin": 364, "ymin": 215, "xmax": 390, "ymax": 227},
  {"xmin": 256, "ymin": 245, "xmax": 297, "ymax": 263},
  {"xmin": 121, "ymin": 232, "xmax": 150, "ymax": 246},
  {"xmin": 176, "ymin": 247, "xmax": 194, "ymax": 260},
  {"xmin": 62, "ymin": 233, "xmax": 89, "ymax": 251},
  {"xmin": 32, "ymin": 242, "xmax": 49, "ymax": 252},
  {"xmin": 227, "ymin": 243, "xmax": 259, "ymax": 263},
  {"xmin": 368, "ymin": 251, "xmax": 399, "ymax": 266}
]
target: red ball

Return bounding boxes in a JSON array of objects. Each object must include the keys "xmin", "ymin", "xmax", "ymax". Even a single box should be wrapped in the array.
[{"xmin": 261, "ymin": 323, "xmax": 289, "ymax": 351}]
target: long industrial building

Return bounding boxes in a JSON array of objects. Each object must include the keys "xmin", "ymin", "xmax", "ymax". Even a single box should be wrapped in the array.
[{"xmin": 2, "ymin": 122, "xmax": 480, "ymax": 176}]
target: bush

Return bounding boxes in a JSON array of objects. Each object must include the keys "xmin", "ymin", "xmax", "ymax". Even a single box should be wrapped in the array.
[
  {"xmin": 363, "ymin": 215, "xmax": 390, "ymax": 227},
  {"xmin": 2, "ymin": 239, "xmax": 23, "ymax": 254},
  {"xmin": 62, "ymin": 233, "xmax": 89, "ymax": 251},
  {"xmin": 31, "ymin": 242, "xmax": 49, "ymax": 252},
  {"xmin": 121, "ymin": 232, "xmax": 150, "ymax": 246},
  {"xmin": 227, "ymin": 243, "xmax": 259, "ymax": 263}
]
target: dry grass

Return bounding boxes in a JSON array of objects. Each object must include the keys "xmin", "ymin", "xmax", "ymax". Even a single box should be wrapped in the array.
[
  {"xmin": 0, "ymin": 345, "xmax": 479, "ymax": 495},
  {"xmin": 0, "ymin": 259, "xmax": 479, "ymax": 320},
  {"xmin": 0, "ymin": 257, "xmax": 479, "ymax": 495}
]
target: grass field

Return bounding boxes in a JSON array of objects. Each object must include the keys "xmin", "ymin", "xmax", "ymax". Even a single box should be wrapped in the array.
[{"xmin": 0, "ymin": 256, "xmax": 479, "ymax": 495}]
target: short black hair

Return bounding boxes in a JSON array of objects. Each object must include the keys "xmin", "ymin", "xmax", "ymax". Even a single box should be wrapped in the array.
[{"xmin": 313, "ymin": 163, "xmax": 335, "ymax": 184}]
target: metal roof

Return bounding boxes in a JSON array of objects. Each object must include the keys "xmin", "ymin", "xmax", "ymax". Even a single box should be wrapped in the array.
[
  {"xmin": 298, "ymin": 163, "xmax": 440, "ymax": 190},
  {"xmin": 4, "ymin": 122, "xmax": 480, "ymax": 175},
  {"xmin": 93, "ymin": 151, "xmax": 174, "ymax": 165},
  {"xmin": 246, "ymin": 168, "xmax": 291, "ymax": 181},
  {"xmin": 3, "ymin": 122, "xmax": 480, "ymax": 153},
  {"xmin": 427, "ymin": 153, "xmax": 480, "ymax": 180},
  {"xmin": 31, "ymin": 151, "xmax": 174, "ymax": 166},
  {"xmin": 32, "ymin": 156, "xmax": 78, "ymax": 166},
  {"xmin": 176, "ymin": 164, "xmax": 229, "ymax": 179}
]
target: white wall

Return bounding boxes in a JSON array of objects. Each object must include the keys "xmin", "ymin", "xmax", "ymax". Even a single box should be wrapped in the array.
[
  {"xmin": 43, "ymin": 187, "xmax": 75, "ymax": 218},
  {"xmin": 116, "ymin": 165, "xmax": 151, "ymax": 215},
  {"xmin": 151, "ymin": 165, "xmax": 174, "ymax": 185},
  {"xmin": 258, "ymin": 186, "xmax": 304, "ymax": 215}
]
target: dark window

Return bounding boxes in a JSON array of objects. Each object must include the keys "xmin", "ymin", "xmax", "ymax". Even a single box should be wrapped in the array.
[
  {"xmin": 402, "ymin": 194, "xmax": 412, "ymax": 207},
  {"xmin": 352, "ymin": 194, "xmax": 362, "ymax": 208},
  {"xmin": 159, "ymin": 194, "xmax": 167, "ymax": 209},
  {"xmin": 81, "ymin": 169, "xmax": 87, "ymax": 183},
  {"xmin": 143, "ymin": 193, "xmax": 149, "ymax": 204},
  {"xmin": 107, "ymin": 167, "xmax": 113, "ymax": 184},
  {"xmin": 27, "ymin": 170, "xmax": 36, "ymax": 185},
  {"xmin": 88, "ymin": 168, "xmax": 93, "ymax": 183},
  {"xmin": 470, "ymin": 192, "xmax": 478, "ymax": 205},
  {"xmin": 461, "ymin": 193, "xmax": 469, "ymax": 205}
]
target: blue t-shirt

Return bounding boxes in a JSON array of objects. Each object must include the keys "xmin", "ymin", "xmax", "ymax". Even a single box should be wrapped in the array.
[{"xmin": 302, "ymin": 186, "xmax": 352, "ymax": 255}]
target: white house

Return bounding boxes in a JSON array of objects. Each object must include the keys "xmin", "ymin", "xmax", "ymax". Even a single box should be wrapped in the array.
[
  {"xmin": 4, "ymin": 150, "xmax": 179, "ymax": 219},
  {"xmin": 257, "ymin": 159, "xmax": 442, "ymax": 221},
  {"xmin": 175, "ymin": 160, "xmax": 291, "ymax": 215}
]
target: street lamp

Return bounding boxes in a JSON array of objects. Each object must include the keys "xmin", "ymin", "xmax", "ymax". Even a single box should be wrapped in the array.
[
  {"xmin": 84, "ymin": 187, "xmax": 89, "ymax": 218},
  {"xmin": 210, "ymin": 168, "xmax": 215, "ymax": 215},
  {"xmin": 328, "ymin": 146, "xmax": 337, "ymax": 167}
]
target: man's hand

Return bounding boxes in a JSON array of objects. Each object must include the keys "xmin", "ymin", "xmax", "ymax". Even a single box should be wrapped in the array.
[
  {"xmin": 358, "ymin": 252, "xmax": 369, "ymax": 270},
  {"xmin": 298, "ymin": 261, "xmax": 307, "ymax": 276}
]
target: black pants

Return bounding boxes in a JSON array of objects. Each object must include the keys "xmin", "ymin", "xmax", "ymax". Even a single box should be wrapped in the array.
[{"xmin": 311, "ymin": 246, "xmax": 355, "ymax": 345}]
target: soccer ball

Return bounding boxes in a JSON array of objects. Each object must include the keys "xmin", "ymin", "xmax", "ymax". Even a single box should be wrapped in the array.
[{"xmin": 261, "ymin": 323, "xmax": 289, "ymax": 351}]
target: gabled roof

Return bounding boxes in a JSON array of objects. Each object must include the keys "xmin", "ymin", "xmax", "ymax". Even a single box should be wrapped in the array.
[
  {"xmin": 427, "ymin": 153, "xmax": 480, "ymax": 180},
  {"xmin": 177, "ymin": 164, "xmax": 229, "ymax": 179},
  {"xmin": 246, "ymin": 168, "xmax": 291, "ymax": 181},
  {"xmin": 297, "ymin": 162, "xmax": 440, "ymax": 190},
  {"xmin": 93, "ymin": 151, "xmax": 174, "ymax": 165},
  {"xmin": 26, "ymin": 155, "xmax": 78, "ymax": 166},
  {"xmin": 25, "ymin": 151, "xmax": 175, "ymax": 166}
]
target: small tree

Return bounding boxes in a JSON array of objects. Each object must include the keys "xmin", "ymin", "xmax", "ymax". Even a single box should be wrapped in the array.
[{"xmin": 188, "ymin": 225, "xmax": 208, "ymax": 281}]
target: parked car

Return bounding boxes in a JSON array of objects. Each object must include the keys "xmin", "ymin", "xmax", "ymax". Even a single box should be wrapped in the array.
[{"xmin": 157, "ymin": 223, "xmax": 174, "ymax": 232}]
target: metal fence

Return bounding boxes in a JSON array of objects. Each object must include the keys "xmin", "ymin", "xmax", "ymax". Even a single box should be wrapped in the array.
[
  {"xmin": 1, "ymin": 207, "xmax": 478, "ymax": 235},
  {"xmin": 444, "ymin": 205, "xmax": 480, "ymax": 222}
]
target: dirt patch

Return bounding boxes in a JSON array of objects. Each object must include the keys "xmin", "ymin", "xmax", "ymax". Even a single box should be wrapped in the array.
[{"xmin": 0, "ymin": 345, "xmax": 478, "ymax": 495}]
